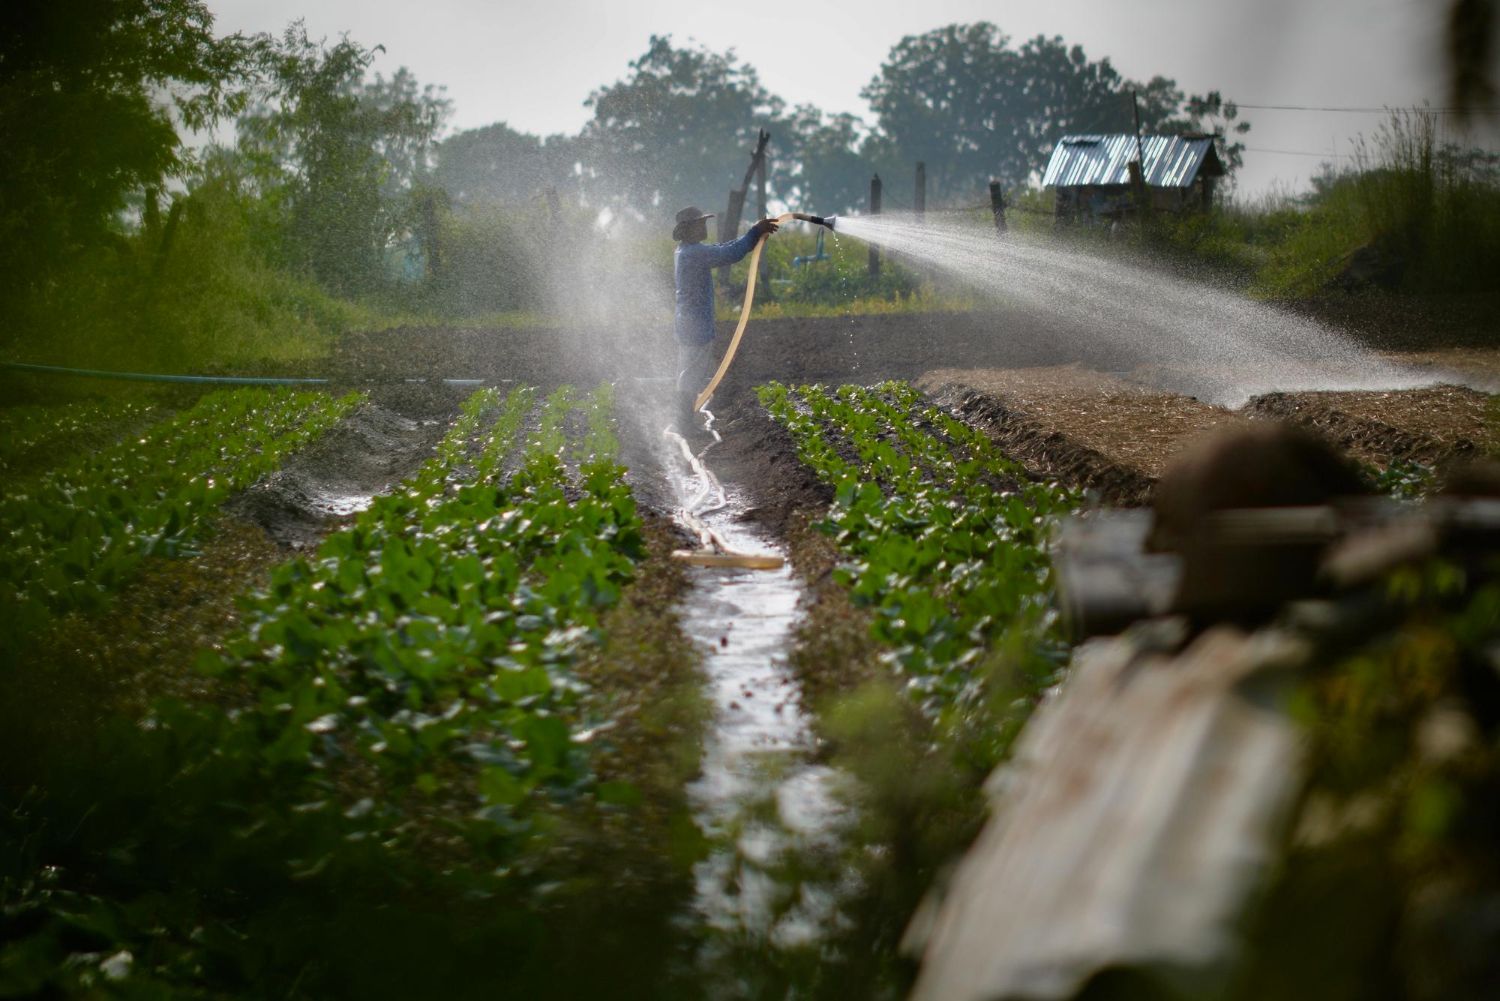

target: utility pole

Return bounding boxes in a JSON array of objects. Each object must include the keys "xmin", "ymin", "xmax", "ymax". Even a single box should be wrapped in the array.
[
  {"xmin": 1131, "ymin": 90, "xmax": 1150, "ymax": 215},
  {"xmin": 914, "ymin": 162, "xmax": 926, "ymax": 223},
  {"xmin": 868, "ymin": 173, "xmax": 882, "ymax": 278}
]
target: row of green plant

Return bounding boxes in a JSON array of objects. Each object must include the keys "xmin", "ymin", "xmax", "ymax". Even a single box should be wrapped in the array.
[
  {"xmin": 186, "ymin": 382, "xmax": 645, "ymax": 866},
  {"xmin": 0, "ymin": 387, "xmax": 363, "ymax": 651},
  {"xmin": 0, "ymin": 397, "xmax": 161, "ymax": 483},
  {"xmin": 2, "ymin": 383, "xmax": 659, "ymax": 998},
  {"xmin": 760, "ymin": 380, "xmax": 1076, "ymax": 734}
]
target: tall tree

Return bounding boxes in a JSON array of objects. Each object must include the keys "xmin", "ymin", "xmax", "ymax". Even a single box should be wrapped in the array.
[
  {"xmin": 859, "ymin": 24, "xmax": 1024, "ymax": 203},
  {"xmin": 862, "ymin": 23, "xmax": 1250, "ymax": 202},
  {"xmin": 0, "ymin": 0, "xmax": 252, "ymax": 295},
  {"xmin": 433, "ymin": 122, "xmax": 582, "ymax": 208},
  {"xmin": 782, "ymin": 106, "xmax": 870, "ymax": 214},
  {"xmin": 235, "ymin": 24, "xmax": 450, "ymax": 294},
  {"xmin": 579, "ymin": 35, "xmax": 786, "ymax": 219}
]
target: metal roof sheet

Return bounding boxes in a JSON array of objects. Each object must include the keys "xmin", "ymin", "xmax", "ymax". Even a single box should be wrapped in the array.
[{"xmin": 1042, "ymin": 134, "xmax": 1220, "ymax": 189}]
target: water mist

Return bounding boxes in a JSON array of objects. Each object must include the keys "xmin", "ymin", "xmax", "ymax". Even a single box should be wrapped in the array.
[{"xmin": 833, "ymin": 213, "xmax": 1440, "ymax": 407}]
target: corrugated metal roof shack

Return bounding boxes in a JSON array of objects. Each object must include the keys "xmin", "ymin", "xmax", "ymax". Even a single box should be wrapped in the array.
[{"xmin": 1042, "ymin": 134, "xmax": 1225, "ymax": 223}]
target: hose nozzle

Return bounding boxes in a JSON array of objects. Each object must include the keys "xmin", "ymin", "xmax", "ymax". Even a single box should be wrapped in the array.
[{"xmin": 790, "ymin": 212, "xmax": 837, "ymax": 231}]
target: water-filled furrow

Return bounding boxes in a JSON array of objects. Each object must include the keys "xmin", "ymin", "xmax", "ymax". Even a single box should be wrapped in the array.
[{"xmin": 664, "ymin": 434, "xmax": 856, "ymax": 984}]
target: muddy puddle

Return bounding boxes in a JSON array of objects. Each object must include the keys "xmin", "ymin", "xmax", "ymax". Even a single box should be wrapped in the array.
[{"xmin": 665, "ymin": 430, "xmax": 858, "ymax": 981}]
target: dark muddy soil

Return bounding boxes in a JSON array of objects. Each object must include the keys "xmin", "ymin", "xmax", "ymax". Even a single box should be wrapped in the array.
[
  {"xmin": 228, "ymin": 386, "xmax": 466, "ymax": 548},
  {"xmin": 324, "ymin": 317, "xmax": 1497, "ymax": 525},
  {"xmin": 328, "ymin": 310, "xmax": 1095, "ymax": 399}
]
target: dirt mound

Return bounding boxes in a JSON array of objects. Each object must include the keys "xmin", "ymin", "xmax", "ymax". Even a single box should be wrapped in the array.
[
  {"xmin": 924, "ymin": 382, "xmax": 1155, "ymax": 507},
  {"xmin": 1246, "ymin": 385, "xmax": 1492, "ymax": 470},
  {"xmin": 228, "ymin": 391, "xmax": 459, "ymax": 548},
  {"xmin": 919, "ymin": 366, "xmax": 1249, "ymax": 480}
]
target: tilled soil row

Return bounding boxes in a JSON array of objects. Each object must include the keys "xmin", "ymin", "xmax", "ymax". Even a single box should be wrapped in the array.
[
  {"xmin": 1245, "ymin": 386, "xmax": 1490, "ymax": 470},
  {"xmin": 924, "ymin": 382, "xmax": 1156, "ymax": 507},
  {"xmin": 228, "ymin": 384, "xmax": 468, "ymax": 548},
  {"xmin": 913, "ymin": 377, "xmax": 1496, "ymax": 506}
]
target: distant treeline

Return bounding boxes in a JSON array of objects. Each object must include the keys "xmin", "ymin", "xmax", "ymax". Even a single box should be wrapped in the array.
[
  {"xmin": 4, "ymin": 1, "xmax": 1492, "ymax": 372},
  {"xmin": 0, "ymin": 4, "xmax": 1247, "ymax": 310}
]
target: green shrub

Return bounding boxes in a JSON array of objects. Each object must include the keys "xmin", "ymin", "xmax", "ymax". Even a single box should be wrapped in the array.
[
  {"xmin": 3, "ymin": 168, "xmax": 371, "ymax": 374},
  {"xmin": 1249, "ymin": 111, "xmax": 1500, "ymax": 297}
]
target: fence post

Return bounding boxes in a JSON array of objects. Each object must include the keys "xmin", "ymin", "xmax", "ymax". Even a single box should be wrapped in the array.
[
  {"xmin": 868, "ymin": 173, "xmax": 882, "ymax": 278},
  {"xmin": 1130, "ymin": 90, "xmax": 1152, "ymax": 218},
  {"xmin": 757, "ymin": 147, "xmax": 772, "ymax": 296},
  {"xmin": 1128, "ymin": 160, "xmax": 1149, "ymax": 217},
  {"xmin": 718, "ymin": 188, "xmax": 747, "ymax": 289},
  {"xmin": 915, "ymin": 162, "xmax": 926, "ymax": 223},
  {"xmin": 989, "ymin": 179, "xmax": 1008, "ymax": 235}
]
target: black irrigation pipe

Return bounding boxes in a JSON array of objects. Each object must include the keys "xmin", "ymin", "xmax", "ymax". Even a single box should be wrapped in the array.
[{"xmin": 1, "ymin": 361, "xmax": 493, "ymax": 387}]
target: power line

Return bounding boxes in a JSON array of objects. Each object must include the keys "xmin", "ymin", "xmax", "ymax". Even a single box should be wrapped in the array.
[
  {"xmin": 1235, "ymin": 103, "xmax": 1500, "ymax": 113},
  {"xmin": 1244, "ymin": 146, "xmax": 1354, "ymax": 159}
]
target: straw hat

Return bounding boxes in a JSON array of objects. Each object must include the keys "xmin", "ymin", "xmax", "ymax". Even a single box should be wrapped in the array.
[{"xmin": 672, "ymin": 206, "xmax": 715, "ymax": 240}]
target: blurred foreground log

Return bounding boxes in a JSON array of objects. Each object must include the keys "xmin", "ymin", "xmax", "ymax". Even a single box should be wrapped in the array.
[
  {"xmin": 910, "ymin": 477, "xmax": 1500, "ymax": 1000},
  {"xmin": 907, "ymin": 623, "xmax": 1307, "ymax": 1001}
]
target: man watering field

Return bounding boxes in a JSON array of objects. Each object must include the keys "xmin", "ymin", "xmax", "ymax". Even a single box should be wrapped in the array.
[{"xmin": 672, "ymin": 205, "xmax": 778, "ymax": 432}]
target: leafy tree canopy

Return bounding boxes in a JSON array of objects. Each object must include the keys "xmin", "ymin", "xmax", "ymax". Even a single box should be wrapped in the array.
[
  {"xmin": 0, "ymin": 0, "xmax": 253, "ymax": 293},
  {"xmin": 580, "ymin": 35, "xmax": 787, "ymax": 219},
  {"xmin": 433, "ymin": 122, "xmax": 582, "ymax": 208},
  {"xmin": 861, "ymin": 23, "xmax": 1250, "ymax": 203},
  {"xmin": 234, "ymin": 23, "xmax": 450, "ymax": 293},
  {"xmin": 782, "ymin": 106, "xmax": 870, "ymax": 215}
]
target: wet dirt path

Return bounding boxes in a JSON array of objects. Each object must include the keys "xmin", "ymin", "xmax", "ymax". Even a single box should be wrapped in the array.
[{"xmin": 663, "ymin": 425, "xmax": 856, "ymax": 976}]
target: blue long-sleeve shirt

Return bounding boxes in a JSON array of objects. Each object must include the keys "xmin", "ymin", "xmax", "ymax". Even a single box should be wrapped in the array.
[{"xmin": 674, "ymin": 231, "xmax": 759, "ymax": 347}]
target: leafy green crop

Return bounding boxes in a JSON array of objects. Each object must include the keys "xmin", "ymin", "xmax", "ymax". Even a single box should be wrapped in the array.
[
  {"xmin": 189, "ymin": 382, "xmax": 645, "ymax": 869},
  {"xmin": 0, "ymin": 398, "xmax": 160, "ymax": 486},
  {"xmin": 0, "ymin": 387, "xmax": 362, "ymax": 650},
  {"xmin": 760, "ymin": 380, "xmax": 1077, "ymax": 726}
]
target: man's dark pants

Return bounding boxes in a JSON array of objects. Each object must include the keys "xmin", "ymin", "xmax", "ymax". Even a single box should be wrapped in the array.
[{"xmin": 676, "ymin": 339, "xmax": 717, "ymax": 429}]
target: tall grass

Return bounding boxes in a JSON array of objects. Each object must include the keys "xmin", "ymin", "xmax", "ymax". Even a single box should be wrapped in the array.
[
  {"xmin": 4, "ymin": 177, "xmax": 373, "ymax": 375},
  {"xmin": 1349, "ymin": 110, "xmax": 1500, "ymax": 292},
  {"xmin": 1252, "ymin": 110, "xmax": 1500, "ymax": 297}
]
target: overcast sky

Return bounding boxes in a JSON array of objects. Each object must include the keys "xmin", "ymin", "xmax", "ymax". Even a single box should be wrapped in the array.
[{"xmin": 206, "ymin": 0, "xmax": 1495, "ymax": 199}]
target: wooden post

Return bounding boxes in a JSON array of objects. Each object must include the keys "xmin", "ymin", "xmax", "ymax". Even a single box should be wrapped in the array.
[
  {"xmin": 1131, "ymin": 90, "xmax": 1151, "ymax": 217},
  {"xmin": 989, "ymin": 180, "xmax": 1008, "ymax": 234},
  {"xmin": 718, "ymin": 130, "xmax": 769, "ymax": 288},
  {"xmin": 718, "ymin": 188, "xmax": 746, "ymax": 289},
  {"xmin": 914, "ymin": 162, "xmax": 926, "ymax": 223},
  {"xmin": 1132, "ymin": 90, "xmax": 1146, "ymax": 173},
  {"xmin": 1128, "ymin": 160, "xmax": 1149, "ymax": 216},
  {"xmin": 868, "ymin": 173, "xmax": 882, "ymax": 279},
  {"xmin": 756, "ymin": 145, "xmax": 771, "ymax": 296}
]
